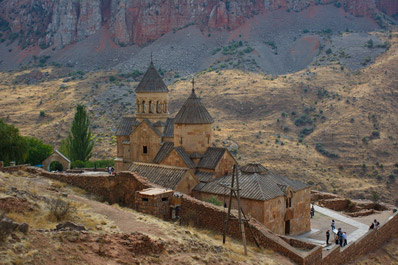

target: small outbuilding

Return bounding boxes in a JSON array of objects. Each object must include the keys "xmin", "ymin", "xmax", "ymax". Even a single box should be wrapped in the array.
[
  {"xmin": 135, "ymin": 188, "xmax": 174, "ymax": 219},
  {"xmin": 42, "ymin": 150, "xmax": 71, "ymax": 171}
]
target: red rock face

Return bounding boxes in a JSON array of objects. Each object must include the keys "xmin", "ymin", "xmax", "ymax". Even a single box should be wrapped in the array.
[
  {"xmin": 0, "ymin": 0, "xmax": 394, "ymax": 49},
  {"xmin": 376, "ymin": 0, "xmax": 398, "ymax": 17}
]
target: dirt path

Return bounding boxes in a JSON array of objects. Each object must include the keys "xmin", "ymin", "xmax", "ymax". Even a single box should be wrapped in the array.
[{"xmin": 69, "ymin": 193, "xmax": 168, "ymax": 239}]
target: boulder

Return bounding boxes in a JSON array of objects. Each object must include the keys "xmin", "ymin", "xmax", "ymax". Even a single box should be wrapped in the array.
[
  {"xmin": 56, "ymin": 221, "xmax": 86, "ymax": 231},
  {"xmin": 18, "ymin": 223, "xmax": 29, "ymax": 234}
]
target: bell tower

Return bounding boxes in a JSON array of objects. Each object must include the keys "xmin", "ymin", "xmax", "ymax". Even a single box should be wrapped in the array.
[{"xmin": 135, "ymin": 57, "xmax": 169, "ymax": 123}]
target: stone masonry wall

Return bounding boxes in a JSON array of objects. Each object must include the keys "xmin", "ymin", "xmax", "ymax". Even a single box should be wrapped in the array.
[
  {"xmin": 174, "ymin": 124, "xmax": 212, "ymax": 154},
  {"xmin": 0, "ymin": 164, "xmax": 30, "ymax": 173}
]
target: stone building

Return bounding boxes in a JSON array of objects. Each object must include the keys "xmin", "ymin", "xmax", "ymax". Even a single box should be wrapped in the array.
[
  {"xmin": 193, "ymin": 163, "xmax": 311, "ymax": 235},
  {"xmin": 115, "ymin": 61, "xmax": 310, "ymax": 235},
  {"xmin": 115, "ymin": 60, "xmax": 237, "ymax": 181}
]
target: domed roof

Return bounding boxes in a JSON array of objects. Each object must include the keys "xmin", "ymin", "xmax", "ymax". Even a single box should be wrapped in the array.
[
  {"xmin": 135, "ymin": 62, "xmax": 168, "ymax": 93},
  {"xmin": 174, "ymin": 89, "xmax": 214, "ymax": 124},
  {"xmin": 240, "ymin": 163, "xmax": 268, "ymax": 174}
]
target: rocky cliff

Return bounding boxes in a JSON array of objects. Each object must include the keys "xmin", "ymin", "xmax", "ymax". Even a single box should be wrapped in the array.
[{"xmin": 0, "ymin": 0, "xmax": 396, "ymax": 49}]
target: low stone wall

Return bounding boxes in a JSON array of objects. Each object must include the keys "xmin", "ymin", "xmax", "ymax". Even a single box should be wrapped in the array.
[
  {"xmin": 0, "ymin": 164, "xmax": 30, "ymax": 173},
  {"xmin": 25, "ymin": 167, "xmax": 156, "ymax": 208},
  {"xmin": 322, "ymin": 213, "xmax": 398, "ymax": 265}
]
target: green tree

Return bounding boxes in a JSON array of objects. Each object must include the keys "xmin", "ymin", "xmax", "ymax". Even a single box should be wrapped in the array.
[
  {"xmin": 58, "ymin": 138, "xmax": 69, "ymax": 158},
  {"xmin": 66, "ymin": 104, "xmax": 94, "ymax": 162},
  {"xmin": 24, "ymin": 137, "xmax": 53, "ymax": 165},
  {"xmin": 0, "ymin": 119, "xmax": 28, "ymax": 165}
]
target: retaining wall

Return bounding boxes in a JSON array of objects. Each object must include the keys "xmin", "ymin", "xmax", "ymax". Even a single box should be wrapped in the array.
[{"xmin": 0, "ymin": 164, "xmax": 30, "ymax": 173}]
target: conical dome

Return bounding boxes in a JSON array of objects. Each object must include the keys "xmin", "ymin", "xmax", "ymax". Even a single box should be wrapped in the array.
[
  {"xmin": 136, "ymin": 62, "xmax": 168, "ymax": 93},
  {"xmin": 174, "ymin": 89, "xmax": 214, "ymax": 124},
  {"xmin": 240, "ymin": 163, "xmax": 268, "ymax": 174}
]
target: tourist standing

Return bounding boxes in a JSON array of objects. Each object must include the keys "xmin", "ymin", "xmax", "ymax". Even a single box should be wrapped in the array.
[
  {"xmin": 337, "ymin": 228, "xmax": 343, "ymax": 247},
  {"xmin": 310, "ymin": 205, "xmax": 315, "ymax": 218},
  {"xmin": 343, "ymin": 232, "xmax": 347, "ymax": 246},
  {"xmin": 331, "ymin": 220, "xmax": 335, "ymax": 230},
  {"xmin": 326, "ymin": 230, "xmax": 330, "ymax": 245}
]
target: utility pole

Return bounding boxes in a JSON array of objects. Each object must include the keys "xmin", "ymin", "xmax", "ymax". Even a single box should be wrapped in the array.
[{"xmin": 222, "ymin": 164, "xmax": 248, "ymax": 255}]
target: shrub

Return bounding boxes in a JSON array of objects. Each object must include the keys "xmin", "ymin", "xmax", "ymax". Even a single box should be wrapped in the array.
[
  {"xmin": 71, "ymin": 160, "xmax": 85, "ymax": 168},
  {"xmin": 109, "ymin": 76, "xmax": 116, "ymax": 82},
  {"xmin": 365, "ymin": 39, "xmax": 374, "ymax": 48},
  {"xmin": 294, "ymin": 115, "xmax": 313, "ymax": 126},
  {"xmin": 315, "ymin": 143, "xmax": 339, "ymax": 158},
  {"xmin": 49, "ymin": 197, "xmax": 76, "ymax": 221},
  {"xmin": 325, "ymin": 48, "xmax": 332, "ymax": 54},
  {"xmin": 371, "ymin": 191, "xmax": 379, "ymax": 203},
  {"xmin": 389, "ymin": 174, "xmax": 395, "ymax": 182},
  {"xmin": 299, "ymin": 127, "xmax": 314, "ymax": 138},
  {"xmin": 372, "ymin": 130, "xmax": 380, "ymax": 138},
  {"xmin": 206, "ymin": 196, "xmax": 222, "ymax": 206},
  {"xmin": 39, "ymin": 111, "xmax": 45, "ymax": 117}
]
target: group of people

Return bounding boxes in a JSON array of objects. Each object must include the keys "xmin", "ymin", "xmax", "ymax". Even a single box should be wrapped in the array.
[
  {"xmin": 369, "ymin": 219, "xmax": 380, "ymax": 230},
  {"xmin": 326, "ymin": 220, "xmax": 348, "ymax": 247},
  {"xmin": 106, "ymin": 166, "xmax": 115, "ymax": 175}
]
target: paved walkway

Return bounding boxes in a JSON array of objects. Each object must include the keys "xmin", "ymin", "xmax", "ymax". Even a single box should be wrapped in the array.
[{"xmin": 294, "ymin": 205, "xmax": 369, "ymax": 247}]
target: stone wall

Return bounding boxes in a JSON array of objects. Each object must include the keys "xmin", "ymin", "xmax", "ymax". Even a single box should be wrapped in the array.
[
  {"xmin": 25, "ymin": 167, "xmax": 156, "ymax": 208},
  {"xmin": 160, "ymin": 149, "xmax": 190, "ymax": 168},
  {"xmin": 322, "ymin": 212, "xmax": 398, "ymax": 265},
  {"xmin": 0, "ymin": 164, "xmax": 30, "ymax": 173},
  {"xmin": 174, "ymin": 124, "xmax": 212, "ymax": 154},
  {"xmin": 130, "ymin": 121, "xmax": 162, "ymax": 163},
  {"xmin": 290, "ymin": 188, "xmax": 311, "ymax": 236},
  {"xmin": 213, "ymin": 151, "xmax": 237, "ymax": 178}
]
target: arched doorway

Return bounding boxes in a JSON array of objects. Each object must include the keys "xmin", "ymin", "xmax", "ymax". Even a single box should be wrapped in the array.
[
  {"xmin": 42, "ymin": 150, "xmax": 71, "ymax": 172},
  {"xmin": 49, "ymin": 161, "xmax": 64, "ymax": 171}
]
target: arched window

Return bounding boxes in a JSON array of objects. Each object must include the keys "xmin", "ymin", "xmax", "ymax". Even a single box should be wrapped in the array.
[
  {"xmin": 157, "ymin": 101, "xmax": 161, "ymax": 113},
  {"xmin": 149, "ymin": 101, "xmax": 153, "ymax": 113},
  {"xmin": 142, "ymin": 100, "xmax": 146, "ymax": 113}
]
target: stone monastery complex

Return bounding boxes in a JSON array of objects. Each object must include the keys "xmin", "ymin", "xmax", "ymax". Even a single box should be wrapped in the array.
[{"xmin": 115, "ymin": 61, "xmax": 311, "ymax": 236}]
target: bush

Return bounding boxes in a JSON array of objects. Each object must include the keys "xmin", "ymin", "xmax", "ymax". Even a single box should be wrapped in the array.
[
  {"xmin": 294, "ymin": 115, "xmax": 313, "ymax": 126},
  {"xmin": 299, "ymin": 127, "xmax": 314, "ymax": 138},
  {"xmin": 206, "ymin": 196, "xmax": 222, "ymax": 206},
  {"xmin": 49, "ymin": 197, "xmax": 76, "ymax": 221},
  {"xmin": 109, "ymin": 76, "xmax": 116, "ymax": 82},
  {"xmin": 315, "ymin": 143, "xmax": 339, "ymax": 158},
  {"xmin": 39, "ymin": 111, "xmax": 45, "ymax": 117},
  {"xmin": 71, "ymin": 160, "xmax": 85, "ymax": 168}
]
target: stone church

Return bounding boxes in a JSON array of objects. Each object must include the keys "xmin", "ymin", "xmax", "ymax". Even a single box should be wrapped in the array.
[
  {"xmin": 115, "ymin": 60, "xmax": 237, "ymax": 188},
  {"xmin": 115, "ymin": 61, "xmax": 310, "ymax": 235}
]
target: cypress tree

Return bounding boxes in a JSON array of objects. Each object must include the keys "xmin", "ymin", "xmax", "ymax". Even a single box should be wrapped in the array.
[{"xmin": 66, "ymin": 104, "xmax": 94, "ymax": 162}]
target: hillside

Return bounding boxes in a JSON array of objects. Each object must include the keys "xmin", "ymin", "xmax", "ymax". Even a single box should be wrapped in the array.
[{"xmin": 0, "ymin": 30, "xmax": 397, "ymax": 205}]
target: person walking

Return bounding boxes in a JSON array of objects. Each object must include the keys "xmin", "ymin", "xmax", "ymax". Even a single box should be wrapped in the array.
[
  {"xmin": 331, "ymin": 220, "xmax": 335, "ymax": 230},
  {"xmin": 310, "ymin": 205, "xmax": 315, "ymax": 218},
  {"xmin": 326, "ymin": 230, "xmax": 330, "ymax": 245}
]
